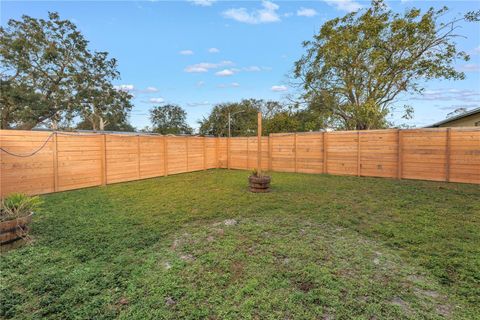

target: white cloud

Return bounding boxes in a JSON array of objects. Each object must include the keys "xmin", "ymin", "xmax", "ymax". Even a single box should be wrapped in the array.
[
  {"xmin": 324, "ymin": 0, "xmax": 363, "ymax": 12},
  {"xmin": 188, "ymin": 0, "xmax": 216, "ymax": 7},
  {"xmin": 196, "ymin": 81, "xmax": 205, "ymax": 87},
  {"xmin": 179, "ymin": 50, "xmax": 194, "ymax": 55},
  {"xmin": 148, "ymin": 97, "xmax": 165, "ymax": 104},
  {"xmin": 215, "ymin": 69, "xmax": 236, "ymax": 77},
  {"xmin": 208, "ymin": 47, "xmax": 220, "ymax": 53},
  {"xmin": 145, "ymin": 86, "xmax": 158, "ymax": 92},
  {"xmin": 185, "ymin": 65, "xmax": 209, "ymax": 73},
  {"xmin": 114, "ymin": 84, "xmax": 135, "ymax": 92},
  {"xmin": 223, "ymin": 1, "xmax": 281, "ymax": 24},
  {"xmin": 437, "ymin": 104, "xmax": 480, "ymax": 111},
  {"xmin": 243, "ymin": 66, "xmax": 262, "ymax": 72},
  {"xmin": 143, "ymin": 86, "xmax": 159, "ymax": 93},
  {"xmin": 271, "ymin": 85, "xmax": 288, "ymax": 92},
  {"xmin": 473, "ymin": 46, "xmax": 480, "ymax": 54},
  {"xmin": 218, "ymin": 82, "xmax": 241, "ymax": 88},
  {"xmin": 411, "ymin": 88, "xmax": 480, "ymax": 102},
  {"xmin": 187, "ymin": 101, "xmax": 211, "ymax": 107},
  {"xmin": 184, "ymin": 60, "xmax": 234, "ymax": 73},
  {"xmin": 297, "ymin": 7, "xmax": 318, "ymax": 17},
  {"xmin": 457, "ymin": 64, "xmax": 480, "ymax": 72}
]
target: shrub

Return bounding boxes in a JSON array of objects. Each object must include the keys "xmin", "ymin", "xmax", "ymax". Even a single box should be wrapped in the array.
[{"xmin": 0, "ymin": 193, "xmax": 42, "ymax": 222}]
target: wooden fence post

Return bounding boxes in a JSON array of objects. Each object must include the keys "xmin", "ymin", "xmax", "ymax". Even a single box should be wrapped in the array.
[
  {"xmin": 446, "ymin": 128, "xmax": 451, "ymax": 182},
  {"xmin": 323, "ymin": 132, "xmax": 328, "ymax": 174},
  {"xmin": 397, "ymin": 130, "xmax": 403, "ymax": 179},
  {"xmin": 357, "ymin": 131, "xmax": 361, "ymax": 177},
  {"xmin": 137, "ymin": 135, "xmax": 141, "ymax": 179},
  {"xmin": 101, "ymin": 134, "xmax": 107, "ymax": 186},
  {"xmin": 53, "ymin": 132, "xmax": 58, "ymax": 192},
  {"xmin": 186, "ymin": 136, "xmax": 189, "ymax": 172},
  {"xmin": 203, "ymin": 137, "xmax": 207, "ymax": 171},
  {"xmin": 294, "ymin": 133, "xmax": 297, "ymax": 173},
  {"xmin": 227, "ymin": 137, "xmax": 231, "ymax": 169},
  {"xmin": 163, "ymin": 136, "xmax": 168, "ymax": 176},
  {"xmin": 268, "ymin": 134, "xmax": 272, "ymax": 171},
  {"xmin": 246, "ymin": 137, "xmax": 250, "ymax": 170},
  {"xmin": 257, "ymin": 112, "xmax": 262, "ymax": 174},
  {"xmin": 215, "ymin": 137, "xmax": 219, "ymax": 168}
]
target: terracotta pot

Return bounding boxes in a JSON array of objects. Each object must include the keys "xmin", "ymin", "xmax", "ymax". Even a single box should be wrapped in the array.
[
  {"xmin": 0, "ymin": 212, "xmax": 33, "ymax": 245},
  {"xmin": 248, "ymin": 175, "xmax": 271, "ymax": 193}
]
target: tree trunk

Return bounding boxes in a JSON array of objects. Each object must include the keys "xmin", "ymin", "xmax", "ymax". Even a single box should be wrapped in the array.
[{"xmin": 99, "ymin": 117, "xmax": 105, "ymax": 131}]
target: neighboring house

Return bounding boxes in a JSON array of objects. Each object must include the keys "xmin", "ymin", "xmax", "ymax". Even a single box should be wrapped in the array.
[{"xmin": 427, "ymin": 107, "xmax": 480, "ymax": 127}]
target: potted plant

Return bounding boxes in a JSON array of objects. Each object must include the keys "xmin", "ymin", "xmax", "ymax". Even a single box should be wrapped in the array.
[
  {"xmin": 1, "ymin": 193, "xmax": 42, "ymax": 246},
  {"xmin": 248, "ymin": 168, "xmax": 271, "ymax": 193}
]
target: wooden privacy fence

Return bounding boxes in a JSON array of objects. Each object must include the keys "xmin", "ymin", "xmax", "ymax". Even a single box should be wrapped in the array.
[{"xmin": 1, "ymin": 128, "xmax": 479, "ymax": 196}]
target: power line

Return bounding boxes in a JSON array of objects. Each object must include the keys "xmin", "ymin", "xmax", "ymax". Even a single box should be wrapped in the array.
[{"xmin": 0, "ymin": 132, "xmax": 54, "ymax": 157}]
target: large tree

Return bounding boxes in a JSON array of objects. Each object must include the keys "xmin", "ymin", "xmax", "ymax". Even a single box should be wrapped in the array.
[
  {"xmin": 150, "ymin": 104, "xmax": 193, "ymax": 135},
  {"xmin": 75, "ymin": 51, "xmax": 133, "ymax": 131},
  {"xmin": 0, "ymin": 79, "xmax": 49, "ymax": 129},
  {"xmin": 0, "ymin": 12, "xmax": 133, "ymax": 130},
  {"xmin": 198, "ymin": 99, "xmax": 288, "ymax": 136},
  {"xmin": 294, "ymin": 0, "xmax": 476, "ymax": 130}
]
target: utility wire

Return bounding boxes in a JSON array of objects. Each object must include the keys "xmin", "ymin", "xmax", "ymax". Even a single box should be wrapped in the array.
[
  {"xmin": 0, "ymin": 132, "xmax": 55, "ymax": 157},
  {"xmin": 1, "ymin": 131, "xmax": 210, "ymax": 158}
]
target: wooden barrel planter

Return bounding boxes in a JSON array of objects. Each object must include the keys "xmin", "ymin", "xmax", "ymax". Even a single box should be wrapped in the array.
[
  {"xmin": 0, "ymin": 213, "xmax": 33, "ymax": 246},
  {"xmin": 249, "ymin": 175, "xmax": 271, "ymax": 193}
]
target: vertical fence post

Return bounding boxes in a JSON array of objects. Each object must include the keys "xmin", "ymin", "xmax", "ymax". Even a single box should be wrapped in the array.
[
  {"xmin": 397, "ymin": 130, "xmax": 403, "ymax": 179},
  {"xmin": 446, "ymin": 128, "xmax": 451, "ymax": 182},
  {"xmin": 136, "ymin": 135, "xmax": 141, "ymax": 179},
  {"xmin": 323, "ymin": 132, "xmax": 328, "ymax": 174},
  {"xmin": 203, "ymin": 137, "xmax": 207, "ymax": 171},
  {"xmin": 227, "ymin": 136, "xmax": 231, "ymax": 169},
  {"xmin": 101, "ymin": 134, "xmax": 107, "ymax": 186},
  {"xmin": 246, "ymin": 137, "xmax": 250, "ymax": 170},
  {"xmin": 163, "ymin": 136, "xmax": 168, "ymax": 176},
  {"xmin": 215, "ymin": 137, "xmax": 219, "ymax": 168},
  {"xmin": 294, "ymin": 133, "xmax": 297, "ymax": 173},
  {"xmin": 53, "ymin": 132, "xmax": 58, "ymax": 192},
  {"xmin": 268, "ymin": 134, "xmax": 272, "ymax": 172},
  {"xmin": 186, "ymin": 136, "xmax": 189, "ymax": 172},
  {"xmin": 257, "ymin": 112, "xmax": 262, "ymax": 174},
  {"xmin": 357, "ymin": 131, "xmax": 361, "ymax": 177}
]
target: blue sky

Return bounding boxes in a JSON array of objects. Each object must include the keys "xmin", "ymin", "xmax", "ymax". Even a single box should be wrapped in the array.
[{"xmin": 2, "ymin": 0, "xmax": 480, "ymax": 130}]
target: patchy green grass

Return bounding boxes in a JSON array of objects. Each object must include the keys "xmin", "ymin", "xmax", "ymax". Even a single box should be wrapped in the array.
[{"xmin": 1, "ymin": 170, "xmax": 479, "ymax": 319}]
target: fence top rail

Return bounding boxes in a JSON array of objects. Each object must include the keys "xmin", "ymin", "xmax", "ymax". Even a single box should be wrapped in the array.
[
  {"xmin": 2, "ymin": 127, "xmax": 479, "ymax": 142},
  {"xmin": 0, "ymin": 129, "xmax": 216, "ymax": 138}
]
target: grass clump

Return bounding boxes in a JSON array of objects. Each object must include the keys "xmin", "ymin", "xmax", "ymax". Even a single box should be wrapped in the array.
[{"xmin": 1, "ymin": 193, "xmax": 42, "ymax": 222}]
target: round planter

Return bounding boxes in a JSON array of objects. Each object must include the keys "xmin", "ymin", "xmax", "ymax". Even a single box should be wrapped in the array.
[
  {"xmin": 0, "ymin": 212, "xmax": 33, "ymax": 246},
  {"xmin": 248, "ymin": 175, "xmax": 271, "ymax": 193}
]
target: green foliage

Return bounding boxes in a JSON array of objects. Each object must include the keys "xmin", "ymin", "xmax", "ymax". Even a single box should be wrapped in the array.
[
  {"xmin": 75, "ymin": 52, "xmax": 134, "ymax": 131},
  {"xmin": 198, "ymin": 99, "xmax": 321, "ymax": 136},
  {"xmin": 198, "ymin": 99, "xmax": 261, "ymax": 136},
  {"xmin": 75, "ymin": 117, "xmax": 136, "ymax": 132},
  {"xmin": 1, "ymin": 171, "xmax": 479, "ymax": 318},
  {"xmin": 294, "ymin": 0, "xmax": 472, "ymax": 130},
  {"xmin": 149, "ymin": 104, "xmax": 193, "ymax": 135},
  {"xmin": 0, "ymin": 12, "xmax": 133, "ymax": 130},
  {"xmin": 0, "ymin": 193, "xmax": 42, "ymax": 221},
  {"xmin": 0, "ymin": 80, "xmax": 49, "ymax": 129}
]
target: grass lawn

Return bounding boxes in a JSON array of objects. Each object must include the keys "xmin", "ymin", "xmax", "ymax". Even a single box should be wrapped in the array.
[{"xmin": 1, "ymin": 170, "xmax": 479, "ymax": 319}]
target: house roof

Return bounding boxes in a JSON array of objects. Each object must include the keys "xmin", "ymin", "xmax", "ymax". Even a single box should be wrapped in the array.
[{"xmin": 426, "ymin": 107, "xmax": 480, "ymax": 127}]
